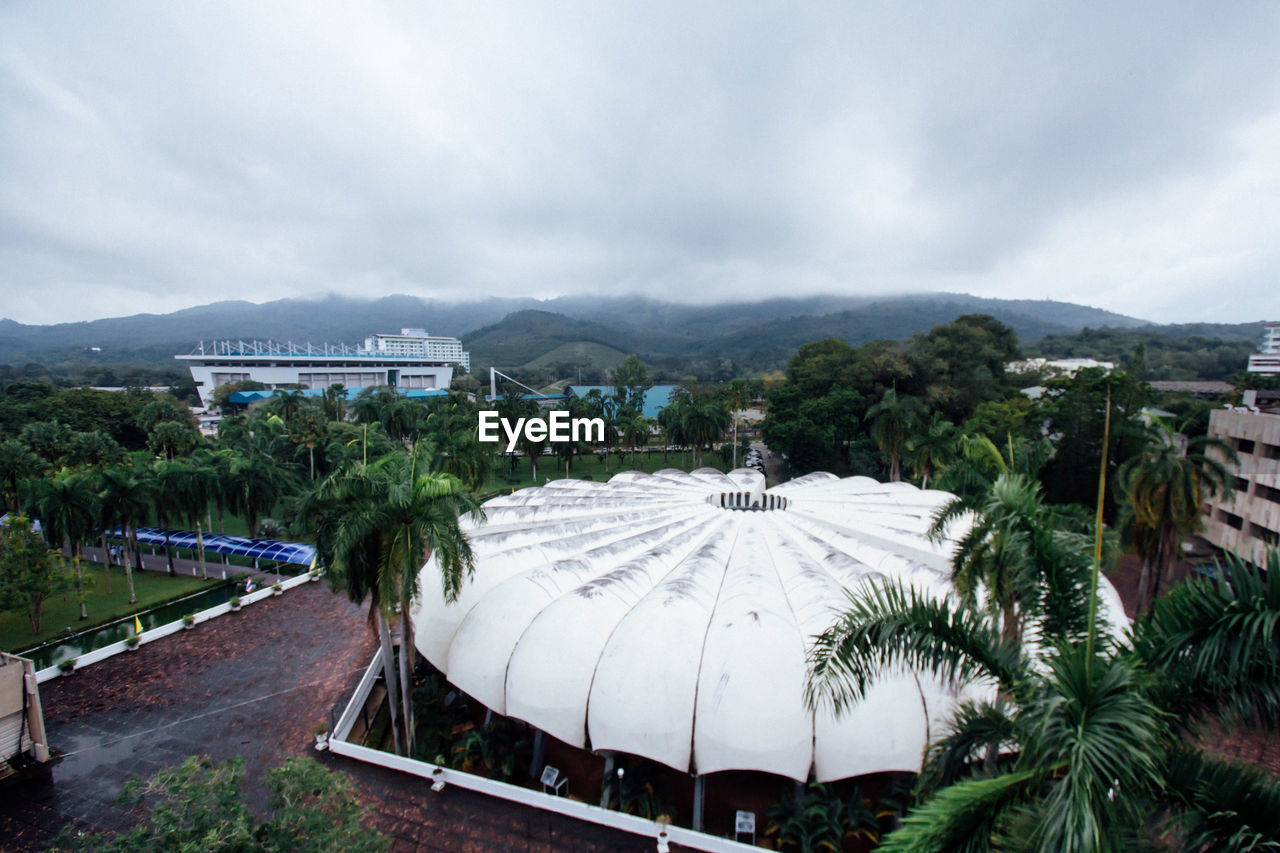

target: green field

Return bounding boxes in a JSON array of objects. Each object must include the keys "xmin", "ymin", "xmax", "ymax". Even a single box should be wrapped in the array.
[{"xmin": 0, "ymin": 562, "xmax": 219, "ymax": 653}]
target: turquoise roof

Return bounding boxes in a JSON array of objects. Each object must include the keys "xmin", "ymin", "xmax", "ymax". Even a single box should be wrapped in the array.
[{"xmin": 566, "ymin": 385, "xmax": 680, "ymax": 419}]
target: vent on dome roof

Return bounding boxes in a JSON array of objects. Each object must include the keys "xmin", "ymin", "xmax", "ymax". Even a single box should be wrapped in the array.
[{"xmin": 709, "ymin": 492, "xmax": 787, "ymax": 511}]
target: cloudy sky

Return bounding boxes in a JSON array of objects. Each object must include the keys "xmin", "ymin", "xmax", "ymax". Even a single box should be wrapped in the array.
[{"xmin": 3, "ymin": 2, "xmax": 1279, "ymax": 325}]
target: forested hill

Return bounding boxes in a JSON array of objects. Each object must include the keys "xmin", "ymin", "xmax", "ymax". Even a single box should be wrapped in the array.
[
  {"xmin": 0, "ymin": 291, "xmax": 1144, "ymax": 366},
  {"xmin": 1023, "ymin": 324, "xmax": 1269, "ymax": 381},
  {"xmin": 3, "ymin": 290, "xmax": 1264, "ymax": 381}
]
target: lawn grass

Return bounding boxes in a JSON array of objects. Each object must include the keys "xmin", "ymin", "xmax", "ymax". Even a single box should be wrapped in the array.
[{"xmin": 0, "ymin": 561, "xmax": 219, "ymax": 653}]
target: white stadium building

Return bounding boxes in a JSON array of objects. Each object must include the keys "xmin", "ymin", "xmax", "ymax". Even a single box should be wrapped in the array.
[{"xmin": 177, "ymin": 328, "xmax": 470, "ymax": 407}]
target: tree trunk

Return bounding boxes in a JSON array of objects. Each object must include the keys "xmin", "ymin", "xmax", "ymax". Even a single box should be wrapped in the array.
[
  {"xmin": 889, "ymin": 452, "xmax": 902, "ymax": 482},
  {"xmin": 72, "ymin": 546, "xmax": 86, "ymax": 620},
  {"xmin": 29, "ymin": 599, "xmax": 42, "ymax": 633},
  {"xmin": 162, "ymin": 526, "xmax": 175, "ymax": 576},
  {"xmin": 196, "ymin": 521, "xmax": 208, "ymax": 579},
  {"xmin": 308, "ymin": 445, "xmax": 315, "ymax": 481},
  {"xmin": 1135, "ymin": 557, "xmax": 1154, "ymax": 615},
  {"xmin": 399, "ymin": 604, "xmax": 416, "ymax": 755},
  {"xmin": 530, "ymin": 456, "xmax": 537, "ymax": 483},
  {"xmin": 125, "ymin": 524, "xmax": 137, "ymax": 604},
  {"xmin": 375, "ymin": 605, "xmax": 403, "ymax": 756},
  {"xmin": 99, "ymin": 532, "xmax": 113, "ymax": 594}
]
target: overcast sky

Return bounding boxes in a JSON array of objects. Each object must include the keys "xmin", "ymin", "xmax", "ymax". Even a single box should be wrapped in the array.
[{"xmin": 3, "ymin": 2, "xmax": 1279, "ymax": 326}]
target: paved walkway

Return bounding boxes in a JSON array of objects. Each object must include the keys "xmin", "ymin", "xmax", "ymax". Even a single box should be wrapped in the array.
[
  {"xmin": 0, "ymin": 583, "xmax": 651, "ymax": 852},
  {"xmin": 80, "ymin": 544, "xmax": 291, "ymax": 585}
]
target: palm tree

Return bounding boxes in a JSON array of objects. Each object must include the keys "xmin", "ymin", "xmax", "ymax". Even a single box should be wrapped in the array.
[
  {"xmin": 369, "ymin": 446, "xmax": 481, "ymax": 749},
  {"xmin": 318, "ymin": 448, "xmax": 481, "ymax": 754},
  {"xmin": 721, "ymin": 379, "xmax": 751, "ymax": 469},
  {"xmin": 151, "ymin": 459, "xmax": 189, "ymax": 575},
  {"xmin": 658, "ymin": 396, "xmax": 691, "ymax": 466},
  {"xmin": 866, "ymin": 388, "xmax": 926, "ymax": 482},
  {"xmin": 321, "ymin": 383, "xmax": 348, "ymax": 423},
  {"xmin": 98, "ymin": 463, "xmax": 153, "ymax": 603},
  {"xmin": 807, "ymin": 543, "xmax": 1280, "ymax": 850},
  {"xmin": 27, "ymin": 469, "xmax": 98, "ymax": 620},
  {"xmin": 228, "ymin": 447, "xmax": 298, "ymax": 538},
  {"xmin": 178, "ymin": 456, "xmax": 220, "ymax": 578},
  {"xmin": 904, "ymin": 415, "xmax": 959, "ymax": 490},
  {"xmin": 929, "ymin": 471, "xmax": 1093, "ymax": 649},
  {"xmin": 0, "ymin": 439, "xmax": 41, "ymax": 512},
  {"xmin": 619, "ymin": 413, "xmax": 651, "ymax": 467},
  {"xmin": 682, "ymin": 401, "xmax": 730, "ymax": 468},
  {"xmin": 272, "ymin": 388, "xmax": 307, "ymax": 423},
  {"xmin": 299, "ymin": 463, "xmax": 402, "ymax": 754},
  {"xmin": 1116, "ymin": 419, "xmax": 1235, "ymax": 613},
  {"xmin": 289, "ymin": 407, "xmax": 328, "ymax": 480}
]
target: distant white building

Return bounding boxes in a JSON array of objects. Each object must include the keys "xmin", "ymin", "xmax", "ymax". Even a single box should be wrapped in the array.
[
  {"xmin": 364, "ymin": 329, "xmax": 471, "ymax": 369},
  {"xmin": 1247, "ymin": 324, "xmax": 1280, "ymax": 376},
  {"xmin": 177, "ymin": 329, "xmax": 470, "ymax": 408},
  {"xmin": 1006, "ymin": 357, "xmax": 1115, "ymax": 376}
]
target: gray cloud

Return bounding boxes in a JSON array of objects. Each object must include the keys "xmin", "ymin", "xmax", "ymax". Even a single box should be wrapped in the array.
[{"xmin": 2, "ymin": 1, "xmax": 1279, "ymax": 325}]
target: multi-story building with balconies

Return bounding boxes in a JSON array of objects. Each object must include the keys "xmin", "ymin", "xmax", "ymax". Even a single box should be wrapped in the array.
[{"xmin": 1203, "ymin": 391, "xmax": 1280, "ymax": 565}]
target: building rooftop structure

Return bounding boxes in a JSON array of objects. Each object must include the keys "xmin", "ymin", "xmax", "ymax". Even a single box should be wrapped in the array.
[{"xmin": 410, "ymin": 469, "xmax": 1128, "ymax": 799}]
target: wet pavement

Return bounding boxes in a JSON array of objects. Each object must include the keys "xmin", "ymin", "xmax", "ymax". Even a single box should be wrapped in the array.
[{"xmin": 0, "ymin": 581, "xmax": 650, "ymax": 852}]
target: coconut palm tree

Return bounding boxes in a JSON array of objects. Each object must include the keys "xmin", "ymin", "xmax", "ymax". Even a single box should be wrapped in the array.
[
  {"xmin": 300, "ymin": 462, "xmax": 405, "ymax": 755},
  {"xmin": 26, "ymin": 469, "xmax": 98, "ymax": 620},
  {"xmin": 1116, "ymin": 419, "xmax": 1235, "ymax": 613},
  {"xmin": 151, "ymin": 459, "xmax": 189, "ymax": 575},
  {"xmin": 904, "ymin": 415, "xmax": 959, "ymax": 490},
  {"xmin": 0, "ymin": 439, "xmax": 41, "ymax": 512},
  {"xmin": 658, "ymin": 396, "xmax": 691, "ymax": 466},
  {"xmin": 682, "ymin": 401, "xmax": 730, "ymax": 469},
  {"xmin": 619, "ymin": 413, "xmax": 651, "ymax": 467},
  {"xmin": 807, "ymin": 542, "xmax": 1280, "ymax": 851},
  {"xmin": 97, "ymin": 463, "xmax": 152, "ymax": 603},
  {"xmin": 928, "ymin": 472, "xmax": 1093, "ymax": 650},
  {"xmin": 228, "ymin": 446, "xmax": 298, "ymax": 539},
  {"xmin": 866, "ymin": 388, "xmax": 926, "ymax": 482},
  {"xmin": 320, "ymin": 448, "xmax": 481, "ymax": 754}
]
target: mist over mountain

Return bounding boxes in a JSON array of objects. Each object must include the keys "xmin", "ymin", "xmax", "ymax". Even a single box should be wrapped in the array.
[{"xmin": 0, "ymin": 291, "xmax": 1260, "ymax": 380}]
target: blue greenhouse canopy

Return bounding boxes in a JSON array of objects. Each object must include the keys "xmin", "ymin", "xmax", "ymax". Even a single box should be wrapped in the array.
[{"xmin": 119, "ymin": 528, "xmax": 317, "ymax": 568}]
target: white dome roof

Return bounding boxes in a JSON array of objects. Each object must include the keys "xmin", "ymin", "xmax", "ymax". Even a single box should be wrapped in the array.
[{"xmin": 410, "ymin": 467, "xmax": 1123, "ymax": 782}]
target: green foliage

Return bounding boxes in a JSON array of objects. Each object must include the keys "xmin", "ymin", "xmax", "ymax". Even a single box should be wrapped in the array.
[
  {"xmin": 449, "ymin": 717, "xmax": 530, "ymax": 780},
  {"xmin": 0, "ymin": 515, "xmax": 69, "ymax": 633},
  {"xmin": 1029, "ymin": 326, "xmax": 1258, "ymax": 381},
  {"xmin": 47, "ymin": 754, "xmax": 386, "ymax": 852},
  {"xmin": 1034, "ymin": 367, "xmax": 1150, "ymax": 515},
  {"xmin": 765, "ymin": 782, "xmax": 882, "ymax": 852},
  {"xmin": 809, "ymin": 543, "xmax": 1280, "ymax": 852}
]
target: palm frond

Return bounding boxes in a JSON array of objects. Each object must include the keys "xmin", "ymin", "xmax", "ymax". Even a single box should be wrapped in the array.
[
  {"xmin": 1134, "ymin": 550, "xmax": 1280, "ymax": 732},
  {"xmin": 877, "ymin": 770, "xmax": 1038, "ymax": 853},
  {"xmin": 1020, "ymin": 647, "xmax": 1165, "ymax": 853},
  {"xmin": 806, "ymin": 582, "xmax": 1024, "ymax": 715},
  {"xmin": 917, "ymin": 700, "xmax": 1021, "ymax": 798},
  {"xmin": 1164, "ymin": 744, "xmax": 1280, "ymax": 853}
]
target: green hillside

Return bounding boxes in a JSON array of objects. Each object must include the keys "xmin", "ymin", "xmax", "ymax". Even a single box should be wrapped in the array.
[{"xmin": 523, "ymin": 341, "xmax": 629, "ymax": 371}]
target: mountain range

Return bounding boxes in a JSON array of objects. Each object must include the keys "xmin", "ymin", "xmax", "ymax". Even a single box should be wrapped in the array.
[{"xmin": 0, "ymin": 292, "xmax": 1265, "ymax": 378}]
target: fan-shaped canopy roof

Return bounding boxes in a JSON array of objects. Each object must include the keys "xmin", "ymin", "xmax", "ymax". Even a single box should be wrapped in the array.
[{"xmin": 410, "ymin": 467, "xmax": 1127, "ymax": 783}]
